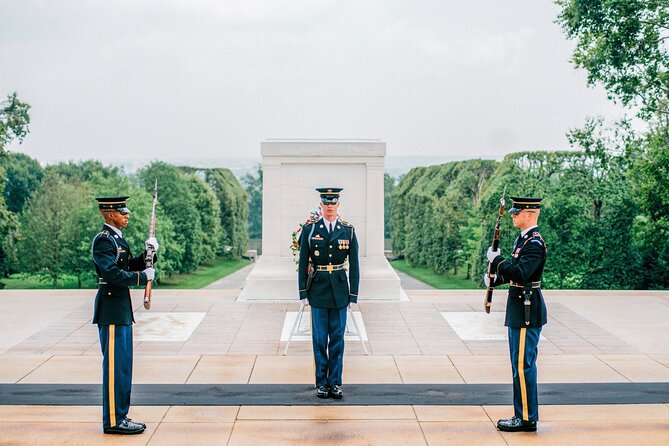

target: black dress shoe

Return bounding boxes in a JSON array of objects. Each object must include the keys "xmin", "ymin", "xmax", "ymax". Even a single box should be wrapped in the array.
[
  {"xmin": 316, "ymin": 385, "xmax": 330, "ymax": 398},
  {"xmin": 497, "ymin": 417, "xmax": 537, "ymax": 432},
  {"xmin": 125, "ymin": 418, "xmax": 146, "ymax": 429},
  {"xmin": 329, "ymin": 385, "xmax": 343, "ymax": 399},
  {"xmin": 104, "ymin": 418, "xmax": 146, "ymax": 435}
]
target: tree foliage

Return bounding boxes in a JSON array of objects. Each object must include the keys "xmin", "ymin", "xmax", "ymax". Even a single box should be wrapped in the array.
[
  {"xmin": 185, "ymin": 174, "xmax": 222, "ymax": 264},
  {"xmin": 205, "ymin": 168, "xmax": 249, "ymax": 258},
  {"xmin": 138, "ymin": 162, "xmax": 204, "ymax": 274},
  {"xmin": 391, "ymin": 144, "xmax": 658, "ymax": 289},
  {"xmin": 16, "ymin": 173, "xmax": 98, "ymax": 288},
  {"xmin": 0, "ymin": 154, "xmax": 249, "ymax": 288},
  {"xmin": 0, "ymin": 93, "xmax": 31, "ymax": 156},
  {"xmin": 629, "ymin": 126, "xmax": 669, "ymax": 288},
  {"xmin": 384, "ymin": 173, "xmax": 396, "ymax": 240},
  {"xmin": 242, "ymin": 165, "xmax": 263, "ymax": 239},
  {"xmin": 391, "ymin": 160, "xmax": 497, "ymax": 276},
  {"xmin": 2, "ymin": 152, "xmax": 44, "ymax": 213},
  {"xmin": 556, "ymin": 0, "xmax": 669, "ymax": 118}
]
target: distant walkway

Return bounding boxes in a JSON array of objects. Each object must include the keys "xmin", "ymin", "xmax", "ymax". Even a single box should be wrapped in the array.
[
  {"xmin": 393, "ymin": 269, "xmax": 435, "ymax": 290},
  {"xmin": 204, "ymin": 263, "xmax": 256, "ymax": 290}
]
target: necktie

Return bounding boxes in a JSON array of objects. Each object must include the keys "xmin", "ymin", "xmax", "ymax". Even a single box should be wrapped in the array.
[{"xmin": 329, "ymin": 222, "xmax": 333, "ymax": 234}]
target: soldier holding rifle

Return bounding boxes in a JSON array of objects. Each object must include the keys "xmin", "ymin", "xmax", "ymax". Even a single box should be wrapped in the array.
[
  {"xmin": 92, "ymin": 196, "xmax": 158, "ymax": 435},
  {"xmin": 485, "ymin": 196, "xmax": 547, "ymax": 432}
]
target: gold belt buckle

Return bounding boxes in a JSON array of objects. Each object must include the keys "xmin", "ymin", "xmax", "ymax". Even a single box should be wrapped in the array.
[{"xmin": 327, "ymin": 264, "xmax": 333, "ymax": 272}]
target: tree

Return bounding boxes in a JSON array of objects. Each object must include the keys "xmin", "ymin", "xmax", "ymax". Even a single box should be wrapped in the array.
[
  {"xmin": 186, "ymin": 174, "xmax": 222, "ymax": 264},
  {"xmin": 206, "ymin": 168, "xmax": 249, "ymax": 258},
  {"xmin": 391, "ymin": 160, "xmax": 496, "ymax": 276},
  {"xmin": 16, "ymin": 173, "xmax": 97, "ymax": 288},
  {"xmin": 0, "ymin": 93, "xmax": 31, "ymax": 156},
  {"xmin": 383, "ymin": 173, "xmax": 396, "ymax": 240},
  {"xmin": 241, "ymin": 165, "xmax": 263, "ymax": 239},
  {"xmin": 556, "ymin": 0, "xmax": 669, "ymax": 118},
  {"xmin": 0, "ymin": 190, "xmax": 19, "ymax": 280},
  {"xmin": 630, "ymin": 125, "xmax": 669, "ymax": 288},
  {"xmin": 138, "ymin": 162, "xmax": 203, "ymax": 274},
  {"xmin": 2, "ymin": 152, "xmax": 44, "ymax": 213},
  {"xmin": 46, "ymin": 160, "xmax": 121, "ymax": 183}
]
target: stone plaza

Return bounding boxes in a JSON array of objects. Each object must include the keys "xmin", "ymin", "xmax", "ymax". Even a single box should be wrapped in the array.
[{"xmin": 1, "ymin": 286, "xmax": 669, "ymax": 445}]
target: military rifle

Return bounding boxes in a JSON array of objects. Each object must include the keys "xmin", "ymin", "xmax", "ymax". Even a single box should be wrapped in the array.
[
  {"xmin": 143, "ymin": 180, "xmax": 158, "ymax": 310},
  {"xmin": 484, "ymin": 186, "xmax": 506, "ymax": 314}
]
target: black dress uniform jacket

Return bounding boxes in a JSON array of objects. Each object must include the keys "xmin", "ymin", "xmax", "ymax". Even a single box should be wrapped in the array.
[
  {"xmin": 298, "ymin": 218, "xmax": 360, "ymax": 309},
  {"xmin": 490, "ymin": 227, "xmax": 548, "ymax": 328},
  {"xmin": 92, "ymin": 224, "xmax": 151, "ymax": 325}
]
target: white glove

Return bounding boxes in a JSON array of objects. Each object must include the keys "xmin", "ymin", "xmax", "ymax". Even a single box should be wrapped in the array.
[
  {"xmin": 486, "ymin": 247, "xmax": 500, "ymax": 263},
  {"xmin": 143, "ymin": 267, "xmax": 155, "ymax": 281},
  {"xmin": 484, "ymin": 274, "xmax": 497, "ymax": 287},
  {"xmin": 301, "ymin": 298, "xmax": 309, "ymax": 306},
  {"xmin": 145, "ymin": 237, "xmax": 159, "ymax": 253}
]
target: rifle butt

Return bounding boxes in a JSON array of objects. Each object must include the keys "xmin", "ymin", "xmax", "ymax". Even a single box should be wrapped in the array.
[
  {"xmin": 143, "ymin": 281, "xmax": 152, "ymax": 310},
  {"xmin": 484, "ymin": 287, "xmax": 493, "ymax": 313}
]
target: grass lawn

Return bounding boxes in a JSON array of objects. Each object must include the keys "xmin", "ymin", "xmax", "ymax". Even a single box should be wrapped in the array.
[
  {"xmin": 390, "ymin": 259, "xmax": 479, "ymax": 289},
  {"xmin": 0, "ymin": 257, "xmax": 252, "ymax": 290},
  {"xmin": 158, "ymin": 258, "xmax": 252, "ymax": 289},
  {"xmin": 0, "ymin": 274, "xmax": 98, "ymax": 290}
]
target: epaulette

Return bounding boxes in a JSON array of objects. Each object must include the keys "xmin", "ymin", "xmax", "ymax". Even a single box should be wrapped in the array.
[
  {"xmin": 100, "ymin": 229, "xmax": 110, "ymax": 237},
  {"xmin": 520, "ymin": 231, "xmax": 545, "ymax": 249},
  {"xmin": 339, "ymin": 219, "xmax": 353, "ymax": 228},
  {"xmin": 530, "ymin": 231, "xmax": 546, "ymax": 248}
]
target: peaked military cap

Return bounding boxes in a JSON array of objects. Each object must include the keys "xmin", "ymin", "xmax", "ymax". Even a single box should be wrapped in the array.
[
  {"xmin": 316, "ymin": 187, "xmax": 343, "ymax": 205},
  {"xmin": 509, "ymin": 196, "xmax": 542, "ymax": 215},
  {"xmin": 96, "ymin": 196, "xmax": 131, "ymax": 214}
]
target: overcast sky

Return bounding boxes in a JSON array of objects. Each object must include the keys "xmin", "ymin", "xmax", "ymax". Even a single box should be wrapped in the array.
[{"xmin": 1, "ymin": 0, "xmax": 630, "ymax": 162}]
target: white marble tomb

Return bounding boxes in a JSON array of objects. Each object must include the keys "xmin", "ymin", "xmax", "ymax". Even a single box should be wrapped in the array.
[{"xmin": 239, "ymin": 139, "xmax": 402, "ymax": 300}]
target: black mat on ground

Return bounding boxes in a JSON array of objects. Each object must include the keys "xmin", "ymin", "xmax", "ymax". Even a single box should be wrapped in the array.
[{"xmin": 1, "ymin": 383, "xmax": 669, "ymax": 406}]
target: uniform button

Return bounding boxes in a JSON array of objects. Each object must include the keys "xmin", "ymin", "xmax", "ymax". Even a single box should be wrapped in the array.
[
  {"xmin": 329, "ymin": 245, "xmax": 332, "ymax": 248},
  {"xmin": 329, "ymin": 254, "xmax": 332, "ymax": 257},
  {"xmin": 108, "ymin": 292, "xmax": 112, "ymax": 295}
]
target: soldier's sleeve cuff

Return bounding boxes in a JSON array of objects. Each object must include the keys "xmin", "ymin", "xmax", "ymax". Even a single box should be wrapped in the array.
[{"xmin": 349, "ymin": 294, "xmax": 358, "ymax": 303}]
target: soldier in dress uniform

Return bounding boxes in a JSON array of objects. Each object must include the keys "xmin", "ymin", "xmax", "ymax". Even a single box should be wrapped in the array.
[
  {"xmin": 298, "ymin": 187, "xmax": 360, "ymax": 399},
  {"xmin": 92, "ymin": 196, "xmax": 158, "ymax": 435},
  {"xmin": 485, "ymin": 196, "xmax": 547, "ymax": 432}
]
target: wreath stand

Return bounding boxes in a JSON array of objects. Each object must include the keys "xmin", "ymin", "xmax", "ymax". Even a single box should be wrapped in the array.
[{"xmin": 282, "ymin": 302, "xmax": 369, "ymax": 355}]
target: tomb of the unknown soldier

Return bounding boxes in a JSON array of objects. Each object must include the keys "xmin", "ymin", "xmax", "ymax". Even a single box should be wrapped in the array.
[{"xmin": 3, "ymin": 1, "xmax": 669, "ymax": 443}]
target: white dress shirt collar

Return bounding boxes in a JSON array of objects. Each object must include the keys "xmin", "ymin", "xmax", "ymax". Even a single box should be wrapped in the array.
[
  {"xmin": 104, "ymin": 223, "xmax": 123, "ymax": 238},
  {"xmin": 323, "ymin": 217, "xmax": 338, "ymax": 232},
  {"xmin": 521, "ymin": 225, "xmax": 538, "ymax": 238}
]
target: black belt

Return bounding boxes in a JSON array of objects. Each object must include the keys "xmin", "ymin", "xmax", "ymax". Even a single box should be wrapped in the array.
[
  {"xmin": 509, "ymin": 281, "xmax": 541, "ymax": 326},
  {"xmin": 315, "ymin": 263, "xmax": 345, "ymax": 272},
  {"xmin": 510, "ymin": 281, "xmax": 541, "ymax": 290}
]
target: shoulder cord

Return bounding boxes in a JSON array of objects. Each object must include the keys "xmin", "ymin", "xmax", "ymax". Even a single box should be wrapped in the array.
[{"xmin": 91, "ymin": 233, "xmax": 120, "ymax": 265}]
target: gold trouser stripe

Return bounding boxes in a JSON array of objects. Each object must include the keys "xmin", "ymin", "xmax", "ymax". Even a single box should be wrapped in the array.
[
  {"xmin": 108, "ymin": 324, "xmax": 116, "ymax": 427},
  {"xmin": 137, "ymin": 272, "xmax": 140, "ymax": 286},
  {"xmin": 518, "ymin": 327, "xmax": 528, "ymax": 421}
]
